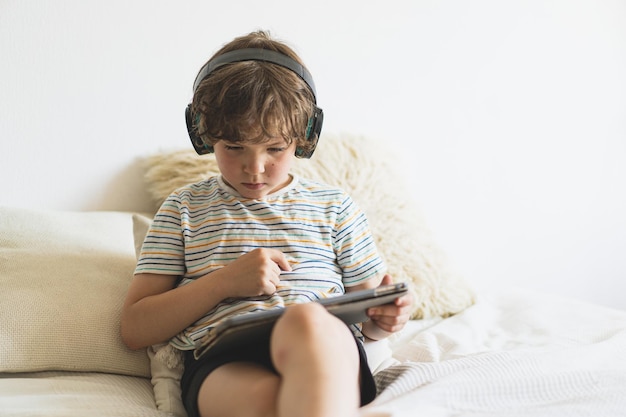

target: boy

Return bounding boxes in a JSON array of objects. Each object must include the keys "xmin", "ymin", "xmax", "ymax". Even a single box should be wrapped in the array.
[{"xmin": 121, "ymin": 31, "xmax": 412, "ymax": 417}]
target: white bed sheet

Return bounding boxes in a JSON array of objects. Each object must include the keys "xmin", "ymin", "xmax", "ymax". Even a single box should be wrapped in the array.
[{"xmin": 361, "ymin": 288, "xmax": 626, "ymax": 417}]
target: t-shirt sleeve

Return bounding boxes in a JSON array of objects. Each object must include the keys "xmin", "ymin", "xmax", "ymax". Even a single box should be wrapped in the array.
[
  {"xmin": 134, "ymin": 194, "xmax": 186, "ymax": 276},
  {"xmin": 333, "ymin": 193, "xmax": 386, "ymax": 286}
]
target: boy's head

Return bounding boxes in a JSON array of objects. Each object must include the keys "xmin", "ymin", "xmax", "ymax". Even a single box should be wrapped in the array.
[{"xmin": 186, "ymin": 31, "xmax": 323, "ymax": 158}]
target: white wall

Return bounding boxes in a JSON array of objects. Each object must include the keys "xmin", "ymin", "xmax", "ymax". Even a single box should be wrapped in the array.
[{"xmin": 1, "ymin": 0, "xmax": 625, "ymax": 310}]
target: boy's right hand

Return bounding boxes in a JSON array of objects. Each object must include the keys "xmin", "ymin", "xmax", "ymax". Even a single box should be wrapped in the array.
[{"xmin": 221, "ymin": 248, "xmax": 292, "ymax": 297}]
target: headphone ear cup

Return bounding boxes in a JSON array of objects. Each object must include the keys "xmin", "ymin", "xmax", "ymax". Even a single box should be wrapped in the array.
[
  {"xmin": 297, "ymin": 106, "xmax": 323, "ymax": 159},
  {"xmin": 186, "ymin": 104, "xmax": 214, "ymax": 155},
  {"xmin": 306, "ymin": 106, "xmax": 323, "ymax": 141}
]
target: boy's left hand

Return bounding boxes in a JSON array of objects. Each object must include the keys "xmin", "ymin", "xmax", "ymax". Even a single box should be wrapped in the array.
[{"xmin": 365, "ymin": 275, "xmax": 413, "ymax": 336}]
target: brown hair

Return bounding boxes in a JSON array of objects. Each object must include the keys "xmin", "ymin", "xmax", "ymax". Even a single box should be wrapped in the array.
[{"xmin": 191, "ymin": 31, "xmax": 317, "ymax": 154}]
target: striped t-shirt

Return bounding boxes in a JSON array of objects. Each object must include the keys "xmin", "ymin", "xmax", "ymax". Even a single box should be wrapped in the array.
[{"xmin": 135, "ymin": 174, "xmax": 386, "ymax": 350}]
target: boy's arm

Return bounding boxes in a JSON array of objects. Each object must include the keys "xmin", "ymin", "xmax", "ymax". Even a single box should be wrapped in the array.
[
  {"xmin": 121, "ymin": 248, "xmax": 292, "ymax": 350},
  {"xmin": 120, "ymin": 271, "xmax": 232, "ymax": 350}
]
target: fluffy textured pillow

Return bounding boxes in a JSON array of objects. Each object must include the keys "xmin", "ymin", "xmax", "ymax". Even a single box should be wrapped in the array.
[
  {"xmin": 141, "ymin": 133, "xmax": 475, "ymax": 319},
  {"xmin": 0, "ymin": 206, "xmax": 150, "ymax": 377}
]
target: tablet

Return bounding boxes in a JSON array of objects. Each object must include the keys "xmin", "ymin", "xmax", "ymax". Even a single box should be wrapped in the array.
[{"xmin": 194, "ymin": 282, "xmax": 408, "ymax": 360}]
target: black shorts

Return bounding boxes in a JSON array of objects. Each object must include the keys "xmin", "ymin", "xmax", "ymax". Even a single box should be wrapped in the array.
[{"xmin": 180, "ymin": 336, "xmax": 377, "ymax": 417}]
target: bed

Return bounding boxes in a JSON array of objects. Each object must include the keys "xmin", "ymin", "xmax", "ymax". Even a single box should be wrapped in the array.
[{"xmin": 2, "ymin": 134, "xmax": 625, "ymax": 416}]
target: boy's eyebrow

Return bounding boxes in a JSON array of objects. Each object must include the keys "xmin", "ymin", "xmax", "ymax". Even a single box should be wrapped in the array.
[
  {"xmin": 233, "ymin": 136, "xmax": 288, "ymax": 147},
  {"xmin": 267, "ymin": 139, "xmax": 288, "ymax": 146},
  {"xmin": 262, "ymin": 137, "xmax": 289, "ymax": 146}
]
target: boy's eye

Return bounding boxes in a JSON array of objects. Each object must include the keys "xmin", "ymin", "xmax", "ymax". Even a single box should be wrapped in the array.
[
  {"xmin": 221, "ymin": 143, "xmax": 286, "ymax": 152},
  {"xmin": 268, "ymin": 147, "xmax": 286, "ymax": 153}
]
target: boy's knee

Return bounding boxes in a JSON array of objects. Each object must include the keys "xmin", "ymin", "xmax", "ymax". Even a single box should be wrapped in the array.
[
  {"xmin": 279, "ymin": 302, "xmax": 327, "ymax": 331},
  {"xmin": 276, "ymin": 302, "xmax": 347, "ymax": 343},
  {"xmin": 270, "ymin": 302, "xmax": 357, "ymax": 369}
]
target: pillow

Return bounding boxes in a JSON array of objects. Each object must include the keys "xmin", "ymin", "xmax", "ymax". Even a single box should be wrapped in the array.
[
  {"xmin": 0, "ymin": 206, "xmax": 150, "ymax": 377},
  {"xmin": 141, "ymin": 133, "xmax": 475, "ymax": 319}
]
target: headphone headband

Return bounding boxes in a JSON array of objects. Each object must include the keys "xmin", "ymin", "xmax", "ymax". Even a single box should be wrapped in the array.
[{"xmin": 193, "ymin": 48, "xmax": 317, "ymax": 100}]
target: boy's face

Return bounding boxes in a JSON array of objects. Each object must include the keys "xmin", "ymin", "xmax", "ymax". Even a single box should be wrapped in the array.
[{"xmin": 213, "ymin": 137, "xmax": 297, "ymax": 199}]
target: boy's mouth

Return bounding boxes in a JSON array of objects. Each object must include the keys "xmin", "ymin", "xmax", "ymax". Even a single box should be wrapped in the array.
[{"xmin": 242, "ymin": 182, "xmax": 265, "ymax": 190}]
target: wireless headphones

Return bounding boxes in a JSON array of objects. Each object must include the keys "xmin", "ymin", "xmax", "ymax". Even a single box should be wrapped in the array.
[{"xmin": 185, "ymin": 48, "xmax": 324, "ymax": 159}]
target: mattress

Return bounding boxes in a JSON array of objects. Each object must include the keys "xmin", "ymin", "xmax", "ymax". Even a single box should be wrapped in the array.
[{"xmin": 2, "ymin": 288, "xmax": 625, "ymax": 416}]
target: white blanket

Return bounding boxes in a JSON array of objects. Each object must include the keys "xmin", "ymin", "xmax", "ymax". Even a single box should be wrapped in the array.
[{"xmin": 362, "ymin": 289, "xmax": 626, "ymax": 416}]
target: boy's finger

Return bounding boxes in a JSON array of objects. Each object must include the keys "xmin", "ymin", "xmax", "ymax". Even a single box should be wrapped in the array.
[{"xmin": 269, "ymin": 249, "xmax": 292, "ymax": 272}]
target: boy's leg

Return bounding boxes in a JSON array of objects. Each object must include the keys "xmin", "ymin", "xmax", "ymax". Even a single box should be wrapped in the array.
[
  {"xmin": 195, "ymin": 302, "xmax": 361, "ymax": 417},
  {"xmin": 270, "ymin": 302, "xmax": 361, "ymax": 417},
  {"xmin": 197, "ymin": 361, "xmax": 280, "ymax": 417}
]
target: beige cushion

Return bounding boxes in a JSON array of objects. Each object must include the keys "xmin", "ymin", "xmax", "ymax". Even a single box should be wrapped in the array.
[
  {"xmin": 141, "ymin": 133, "xmax": 475, "ymax": 319},
  {"xmin": 0, "ymin": 206, "xmax": 150, "ymax": 377}
]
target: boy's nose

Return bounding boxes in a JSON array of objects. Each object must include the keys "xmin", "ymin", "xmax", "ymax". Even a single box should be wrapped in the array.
[{"xmin": 244, "ymin": 155, "xmax": 265, "ymax": 175}]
